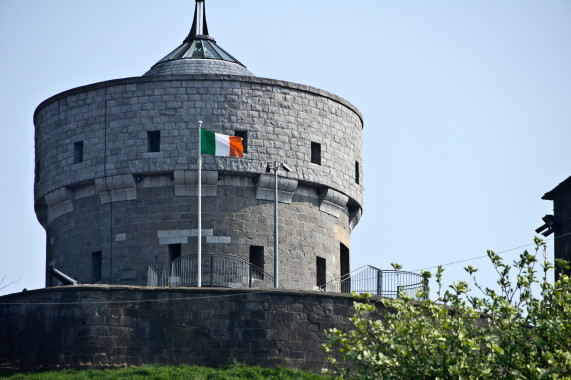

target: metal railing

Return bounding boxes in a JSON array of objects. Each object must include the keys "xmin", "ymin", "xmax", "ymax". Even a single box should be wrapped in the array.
[
  {"xmin": 319, "ymin": 265, "xmax": 428, "ymax": 299},
  {"xmin": 147, "ymin": 254, "xmax": 274, "ymax": 289}
]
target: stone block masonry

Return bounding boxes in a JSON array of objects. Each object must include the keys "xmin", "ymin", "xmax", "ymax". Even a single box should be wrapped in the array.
[
  {"xmin": 34, "ymin": 73, "xmax": 364, "ymax": 289},
  {"xmin": 34, "ymin": 75, "xmax": 363, "ymax": 207},
  {"xmin": 0, "ymin": 286, "xmax": 371, "ymax": 372},
  {"xmin": 26, "ymin": 10, "xmax": 367, "ymax": 373},
  {"xmin": 41, "ymin": 182, "xmax": 352, "ymax": 290}
]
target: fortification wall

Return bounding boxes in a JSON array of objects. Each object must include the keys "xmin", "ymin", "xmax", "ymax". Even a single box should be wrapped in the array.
[
  {"xmin": 34, "ymin": 74, "xmax": 363, "ymax": 288},
  {"xmin": 0, "ymin": 286, "xmax": 368, "ymax": 372}
]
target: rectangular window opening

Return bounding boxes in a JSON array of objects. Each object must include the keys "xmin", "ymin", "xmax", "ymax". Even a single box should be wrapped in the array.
[
  {"xmin": 168, "ymin": 243, "xmax": 181, "ymax": 262},
  {"xmin": 234, "ymin": 130, "xmax": 248, "ymax": 153},
  {"xmin": 311, "ymin": 142, "xmax": 321, "ymax": 165},
  {"xmin": 147, "ymin": 131, "xmax": 161, "ymax": 152},
  {"xmin": 249, "ymin": 246, "xmax": 264, "ymax": 280},
  {"xmin": 74, "ymin": 141, "xmax": 84, "ymax": 164},
  {"xmin": 316, "ymin": 256, "xmax": 326, "ymax": 289},
  {"xmin": 91, "ymin": 251, "xmax": 102, "ymax": 283},
  {"xmin": 35, "ymin": 159, "xmax": 40, "ymax": 183},
  {"xmin": 340, "ymin": 244, "xmax": 351, "ymax": 293},
  {"xmin": 355, "ymin": 161, "xmax": 360, "ymax": 184}
]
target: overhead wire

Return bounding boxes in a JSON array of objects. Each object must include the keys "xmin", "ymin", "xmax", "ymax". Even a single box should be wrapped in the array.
[
  {"xmin": 410, "ymin": 231, "xmax": 571, "ymax": 273},
  {"xmin": 2, "ymin": 234, "xmax": 571, "ymax": 306}
]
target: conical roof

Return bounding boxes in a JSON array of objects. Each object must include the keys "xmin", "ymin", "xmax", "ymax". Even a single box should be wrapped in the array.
[{"xmin": 145, "ymin": 0, "xmax": 253, "ymax": 77}]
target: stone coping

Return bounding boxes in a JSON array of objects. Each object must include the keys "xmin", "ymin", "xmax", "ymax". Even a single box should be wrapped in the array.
[{"xmin": 0, "ymin": 285, "xmax": 358, "ymax": 303}]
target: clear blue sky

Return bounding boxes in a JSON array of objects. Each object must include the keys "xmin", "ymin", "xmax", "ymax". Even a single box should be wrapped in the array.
[{"xmin": 1, "ymin": 0, "xmax": 570, "ymax": 295}]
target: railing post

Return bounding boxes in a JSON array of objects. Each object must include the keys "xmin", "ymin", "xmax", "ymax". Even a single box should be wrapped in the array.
[
  {"xmin": 210, "ymin": 256, "xmax": 214, "ymax": 287},
  {"xmin": 423, "ymin": 277, "xmax": 429, "ymax": 300},
  {"xmin": 165, "ymin": 264, "xmax": 168, "ymax": 287},
  {"xmin": 377, "ymin": 269, "xmax": 382, "ymax": 296}
]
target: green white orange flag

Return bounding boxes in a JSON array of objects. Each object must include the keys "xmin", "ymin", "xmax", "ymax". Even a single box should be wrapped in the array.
[{"xmin": 200, "ymin": 128, "xmax": 244, "ymax": 157}]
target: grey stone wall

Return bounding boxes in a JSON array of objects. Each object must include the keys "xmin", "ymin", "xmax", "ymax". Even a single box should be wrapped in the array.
[
  {"xmin": 0, "ymin": 286, "xmax": 366, "ymax": 372},
  {"xmin": 34, "ymin": 75, "xmax": 363, "ymax": 206},
  {"xmin": 44, "ymin": 179, "xmax": 351, "ymax": 290},
  {"xmin": 34, "ymin": 74, "xmax": 363, "ymax": 288}
]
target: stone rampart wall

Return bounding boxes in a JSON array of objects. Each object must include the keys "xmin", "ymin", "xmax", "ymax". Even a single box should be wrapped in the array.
[{"xmin": 0, "ymin": 286, "xmax": 367, "ymax": 372}]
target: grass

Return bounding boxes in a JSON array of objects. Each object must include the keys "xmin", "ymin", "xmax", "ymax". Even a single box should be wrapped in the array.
[{"xmin": 1, "ymin": 361, "xmax": 333, "ymax": 380}]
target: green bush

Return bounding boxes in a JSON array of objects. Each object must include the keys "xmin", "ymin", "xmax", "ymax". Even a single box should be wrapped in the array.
[{"xmin": 323, "ymin": 237, "xmax": 571, "ymax": 379}]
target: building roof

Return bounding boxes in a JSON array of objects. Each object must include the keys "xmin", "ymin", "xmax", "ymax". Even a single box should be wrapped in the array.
[
  {"xmin": 144, "ymin": 0, "xmax": 253, "ymax": 77},
  {"xmin": 543, "ymin": 175, "xmax": 571, "ymax": 200}
]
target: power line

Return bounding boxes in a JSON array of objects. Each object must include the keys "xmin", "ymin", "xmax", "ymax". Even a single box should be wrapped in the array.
[
  {"xmin": 410, "ymin": 231, "xmax": 571, "ymax": 273},
  {"xmin": 3, "ymin": 234, "xmax": 571, "ymax": 305}
]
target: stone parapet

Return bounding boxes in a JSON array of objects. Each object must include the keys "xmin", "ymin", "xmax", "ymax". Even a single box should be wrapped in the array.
[
  {"xmin": 34, "ymin": 74, "xmax": 363, "ymax": 209},
  {"xmin": 0, "ymin": 286, "xmax": 365, "ymax": 372}
]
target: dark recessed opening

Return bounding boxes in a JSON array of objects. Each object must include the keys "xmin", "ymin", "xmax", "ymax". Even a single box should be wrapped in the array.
[
  {"xmin": 311, "ymin": 142, "xmax": 321, "ymax": 165},
  {"xmin": 91, "ymin": 251, "xmax": 102, "ymax": 282},
  {"xmin": 74, "ymin": 141, "xmax": 83, "ymax": 164},
  {"xmin": 147, "ymin": 131, "xmax": 161, "ymax": 152},
  {"xmin": 35, "ymin": 159, "xmax": 40, "ymax": 183},
  {"xmin": 249, "ymin": 245, "xmax": 264, "ymax": 280},
  {"xmin": 316, "ymin": 256, "xmax": 326, "ymax": 289},
  {"xmin": 355, "ymin": 161, "xmax": 360, "ymax": 184},
  {"xmin": 235, "ymin": 130, "xmax": 248, "ymax": 153},
  {"xmin": 340, "ymin": 244, "xmax": 350, "ymax": 293},
  {"xmin": 168, "ymin": 243, "xmax": 181, "ymax": 262}
]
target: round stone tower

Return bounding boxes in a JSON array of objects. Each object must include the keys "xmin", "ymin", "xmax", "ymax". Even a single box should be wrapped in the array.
[{"xmin": 34, "ymin": 1, "xmax": 363, "ymax": 290}]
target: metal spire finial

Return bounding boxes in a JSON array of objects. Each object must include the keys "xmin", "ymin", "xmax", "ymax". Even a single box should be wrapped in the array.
[
  {"xmin": 185, "ymin": 0, "xmax": 211, "ymax": 43},
  {"xmin": 147, "ymin": 0, "xmax": 249, "ymax": 72}
]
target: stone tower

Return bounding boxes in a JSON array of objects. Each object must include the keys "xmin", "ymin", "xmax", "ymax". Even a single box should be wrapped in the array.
[{"xmin": 34, "ymin": 1, "xmax": 363, "ymax": 290}]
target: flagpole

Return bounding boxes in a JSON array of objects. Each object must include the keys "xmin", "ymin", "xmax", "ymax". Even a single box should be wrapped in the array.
[
  {"xmin": 197, "ymin": 120, "xmax": 202, "ymax": 288},
  {"xmin": 274, "ymin": 161, "xmax": 279, "ymax": 289}
]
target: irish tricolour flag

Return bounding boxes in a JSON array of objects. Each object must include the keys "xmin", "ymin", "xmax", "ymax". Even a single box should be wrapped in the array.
[{"xmin": 200, "ymin": 128, "xmax": 244, "ymax": 157}]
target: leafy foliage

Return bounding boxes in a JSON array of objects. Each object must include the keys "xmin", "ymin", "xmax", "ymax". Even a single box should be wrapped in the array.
[{"xmin": 323, "ymin": 238, "xmax": 571, "ymax": 379}]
